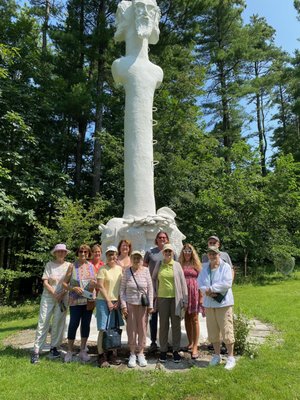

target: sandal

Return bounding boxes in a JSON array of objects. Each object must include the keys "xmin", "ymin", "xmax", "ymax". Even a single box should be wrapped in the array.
[{"xmin": 191, "ymin": 353, "xmax": 199, "ymax": 360}]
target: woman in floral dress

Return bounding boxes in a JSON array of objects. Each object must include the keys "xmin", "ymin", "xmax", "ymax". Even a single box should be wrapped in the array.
[{"xmin": 179, "ymin": 243, "xmax": 203, "ymax": 359}]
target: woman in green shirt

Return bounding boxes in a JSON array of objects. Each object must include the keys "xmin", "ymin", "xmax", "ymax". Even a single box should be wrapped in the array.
[{"xmin": 152, "ymin": 243, "xmax": 188, "ymax": 363}]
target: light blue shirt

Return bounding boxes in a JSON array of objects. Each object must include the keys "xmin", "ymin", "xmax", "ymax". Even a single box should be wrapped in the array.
[{"xmin": 198, "ymin": 260, "xmax": 234, "ymax": 308}]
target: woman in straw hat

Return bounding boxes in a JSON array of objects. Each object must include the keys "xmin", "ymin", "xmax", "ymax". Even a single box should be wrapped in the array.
[{"xmin": 30, "ymin": 243, "xmax": 71, "ymax": 364}]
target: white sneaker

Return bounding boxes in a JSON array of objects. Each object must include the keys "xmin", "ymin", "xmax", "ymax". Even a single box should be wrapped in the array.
[
  {"xmin": 79, "ymin": 350, "xmax": 90, "ymax": 362},
  {"xmin": 64, "ymin": 351, "xmax": 73, "ymax": 363},
  {"xmin": 224, "ymin": 356, "xmax": 236, "ymax": 370},
  {"xmin": 128, "ymin": 354, "xmax": 137, "ymax": 368},
  {"xmin": 137, "ymin": 354, "xmax": 147, "ymax": 367},
  {"xmin": 209, "ymin": 354, "xmax": 221, "ymax": 366}
]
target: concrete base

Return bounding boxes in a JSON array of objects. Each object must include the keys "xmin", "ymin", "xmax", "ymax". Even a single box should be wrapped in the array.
[
  {"xmin": 63, "ymin": 313, "xmax": 208, "ymax": 346},
  {"xmin": 99, "ymin": 207, "xmax": 186, "ymax": 257}
]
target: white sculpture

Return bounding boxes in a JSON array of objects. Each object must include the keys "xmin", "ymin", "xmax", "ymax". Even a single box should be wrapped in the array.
[
  {"xmin": 100, "ymin": 0, "xmax": 185, "ymax": 255},
  {"xmin": 112, "ymin": 0, "xmax": 163, "ymax": 219}
]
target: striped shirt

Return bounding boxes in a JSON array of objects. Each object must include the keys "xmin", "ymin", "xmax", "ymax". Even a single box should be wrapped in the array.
[{"xmin": 120, "ymin": 266, "xmax": 153, "ymax": 308}]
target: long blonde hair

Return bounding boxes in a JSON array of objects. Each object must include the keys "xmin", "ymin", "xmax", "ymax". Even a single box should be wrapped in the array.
[{"xmin": 179, "ymin": 243, "xmax": 201, "ymax": 272}]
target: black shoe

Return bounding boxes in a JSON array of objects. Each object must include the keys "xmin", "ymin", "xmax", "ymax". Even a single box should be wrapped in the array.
[
  {"xmin": 159, "ymin": 352, "xmax": 167, "ymax": 363},
  {"xmin": 149, "ymin": 342, "xmax": 158, "ymax": 353},
  {"xmin": 30, "ymin": 353, "xmax": 39, "ymax": 364},
  {"xmin": 107, "ymin": 350, "xmax": 122, "ymax": 365},
  {"xmin": 220, "ymin": 344, "xmax": 228, "ymax": 355},
  {"xmin": 50, "ymin": 347, "xmax": 60, "ymax": 358},
  {"xmin": 173, "ymin": 351, "xmax": 181, "ymax": 363}
]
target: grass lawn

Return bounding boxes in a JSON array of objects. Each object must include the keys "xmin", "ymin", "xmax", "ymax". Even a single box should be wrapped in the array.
[{"xmin": 1, "ymin": 273, "xmax": 300, "ymax": 400}]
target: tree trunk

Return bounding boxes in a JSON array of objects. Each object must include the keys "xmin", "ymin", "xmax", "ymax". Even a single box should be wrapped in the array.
[
  {"xmin": 244, "ymin": 249, "xmax": 248, "ymax": 277},
  {"xmin": 92, "ymin": 0, "xmax": 105, "ymax": 196},
  {"xmin": 254, "ymin": 62, "xmax": 267, "ymax": 176},
  {"xmin": 42, "ymin": 0, "xmax": 50, "ymax": 53},
  {"xmin": 75, "ymin": 119, "xmax": 87, "ymax": 190}
]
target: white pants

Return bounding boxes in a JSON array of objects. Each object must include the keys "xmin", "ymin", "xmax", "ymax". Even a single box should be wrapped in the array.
[{"xmin": 33, "ymin": 295, "xmax": 67, "ymax": 353}]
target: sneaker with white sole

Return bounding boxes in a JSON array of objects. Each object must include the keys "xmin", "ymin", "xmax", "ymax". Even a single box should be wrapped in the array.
[
  {"xmin": 209, "ymin": 354, "xmax": 221, "ymax": 366},
  {"xmin": 128, "ymin": 354, "xmax": 137, "ymax": 368},
  {"xmin": 224, "ymin": 356, "xmax": 236, "ymax": 370},
  {"xmin": 49, "ymin": 347, "xmax": 60, "ymax": 358},
  {"xmin": 64, "ymin": 351, "xmax": 73, "ymax": 363},
  {"xmin": 137, "ymin": 354, "xmax": 147, "ymax": 367},
  {"xmin": 79, "ymin": 350, "xmax": 90, "ymax": 362},
  {"xmin": 30, "ymin": 353, "xmax": 39, "ymax": 364}
]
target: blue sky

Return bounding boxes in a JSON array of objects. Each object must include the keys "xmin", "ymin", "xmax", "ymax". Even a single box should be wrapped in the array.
[{"xmin": 243, "ymin": 0, "xmax": 299, "ymax": 54}]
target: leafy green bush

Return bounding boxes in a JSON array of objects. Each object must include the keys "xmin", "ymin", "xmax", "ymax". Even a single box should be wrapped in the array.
[
  {"xmin": 0, "ymin": 269, "xmax": 31, "ymax": 305},
  {"xmin": 234, "ymin": 309, "xmax": 258, "ymax": 358}
]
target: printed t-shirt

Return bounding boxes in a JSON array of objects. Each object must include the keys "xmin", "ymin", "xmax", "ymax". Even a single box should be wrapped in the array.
[
  {"xmin": 158, "ymin": 260, "xmax": 175, "ymax": 298},
  {"xmin": 42, "ymin": 261, "xmax": 71, "ymax": 297},
  {"xmin": 97, "ymin": 264, "xmax": 122, "ymax": 301}
]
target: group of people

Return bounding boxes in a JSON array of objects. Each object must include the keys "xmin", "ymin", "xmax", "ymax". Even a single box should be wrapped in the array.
[{"xmin": 31, "ymin": 234, "xmax": 236, "ymax": 370}]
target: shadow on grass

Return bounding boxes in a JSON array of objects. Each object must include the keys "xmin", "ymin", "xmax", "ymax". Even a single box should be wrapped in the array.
[
  {"xmin": 0, "ymin": 345, "xmax": 30, "ymax": 358},
  {"xmin": 0, "ymin": 324, "xmax": 36, "ymax": 333}
]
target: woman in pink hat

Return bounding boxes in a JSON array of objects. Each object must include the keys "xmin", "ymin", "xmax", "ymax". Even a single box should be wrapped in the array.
[{"xmin": 30, "ymin": 244, "xmax": 71, "ymax": 364}]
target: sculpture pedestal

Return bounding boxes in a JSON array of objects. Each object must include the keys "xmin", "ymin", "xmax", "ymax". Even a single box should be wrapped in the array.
[{"xmin": 100, "ymin": 207, "xmax": 185, "ymax": 256}]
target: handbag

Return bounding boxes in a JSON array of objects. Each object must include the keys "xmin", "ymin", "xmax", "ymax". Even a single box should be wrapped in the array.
[
  {"xmin": 130, "ymin": 268, "xmax": 150, "ymax": 307},
  {"xmin": 102, "ymin": 310, "xmax": 122, "ymax": 350},
  {"xmin": 86, "ymin": 300, "xmax": 96, "ymax": 311},
  {"xmin": 213, "ymin": 292, "xmax": 227, "ymax": 303}
]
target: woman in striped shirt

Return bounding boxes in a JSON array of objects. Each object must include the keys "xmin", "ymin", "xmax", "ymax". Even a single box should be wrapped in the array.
[{"xmin": 120, "ymin": 250, "xmax": 153, "ymax": 368}]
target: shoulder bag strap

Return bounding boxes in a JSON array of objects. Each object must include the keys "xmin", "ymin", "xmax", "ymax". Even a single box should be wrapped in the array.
[{"xmin": 130, "ymin": 267, "xmax": 143, "ymax": 293}]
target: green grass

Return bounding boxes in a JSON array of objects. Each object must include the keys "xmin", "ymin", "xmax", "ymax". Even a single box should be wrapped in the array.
[{"xmin": 1, "ymin": 274, "xmax": 300, "ymax": 400}]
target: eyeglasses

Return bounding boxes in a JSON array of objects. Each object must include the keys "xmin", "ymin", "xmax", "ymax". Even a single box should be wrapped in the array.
[
  {"xmin": 164, "ymin": 250, "xmax": 172, "ymax": 254},
  {"xmin": 79, "ymin": 250, "xmax": 88, "ymax": 254},
  {"xmin": 158, "ymin": 236, "xmax": 167, "ymax": 240},
  {"xmin": 208, "ymin": 241, "xmax": 217, "ymax": 245},
  {"xmin": 183, "ymin": 250, "xmax": 192, "ymax": 254}
]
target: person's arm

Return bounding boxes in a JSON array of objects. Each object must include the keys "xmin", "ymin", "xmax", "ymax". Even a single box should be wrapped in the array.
[
  {"xmin": 143, "ymin": 251, "xmax": 150, "ymax": 267},
  {"xmin": 210, "ymin": 264, "xmax": 232, "ymax": 293},
  {"xmin": 120, "ymin": 272, "xmax": 128, "ymax": 316},
  {"xmin": 198, "ymin": 267, "xmax": 209, "ymax": 295},
  {"xmin": 43, "ymin": 279, "xmax": 66, "ymax": 301},
  {"xmin": 146, "ymin": 268, "xmax": 154, "ymax": 313},
  {"xmin": 177, "ymin": 262, "xmax": 188, "ymax": 307}
]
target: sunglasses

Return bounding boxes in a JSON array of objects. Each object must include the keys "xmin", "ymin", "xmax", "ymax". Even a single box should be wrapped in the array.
[
  {"xmin": 164, "ymin": 250, "xmax": 172, "ymax": 253},
  {"xmin": 158, "ymin": 236, "xmax": 167, "ymax": 240},
  {"xmin": 79, "ymin": 250, "xmax": 88, "ymax": 254}
]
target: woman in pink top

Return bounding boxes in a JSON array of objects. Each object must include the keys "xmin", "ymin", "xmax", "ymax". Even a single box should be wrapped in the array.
[
  {"xmin": 116, "ymin": 239, "xmax": 132, "ymax": 271},
  {"xmin": 120, "ymin": 250, "xmax": 153, "ymax": 368},
  {"xmin": 178, "ymin": 243, "xmax": 203, "ymax": 359}
]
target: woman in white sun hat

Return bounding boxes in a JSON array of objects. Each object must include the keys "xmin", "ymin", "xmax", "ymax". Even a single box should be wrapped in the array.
[{"xmin": 30, "ymin": 243, "xmax": 71, "ymax": 364}]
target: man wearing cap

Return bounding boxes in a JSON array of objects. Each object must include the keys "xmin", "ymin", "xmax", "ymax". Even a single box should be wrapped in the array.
[
  {"xmin": 198, "ymin": 246, "xmax": 236, "ymax": 370},
  {"xmin": 202, "ymin": 236, "xmax": 234, "ymax": 277}
]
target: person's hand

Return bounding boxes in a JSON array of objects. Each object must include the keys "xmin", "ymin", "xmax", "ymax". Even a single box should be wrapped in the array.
[
  {"xmin": 113, "ymin": 301, "xmax": 119, "ymax": 310},
  {"xmin": 107, "ymin": 300, "xmax": 114, "ymax": 311},
  {"xmin": 72, "ymin": 286, "xmax": 83, "ymax": 295},
  {"xmin": 199, "ymin": 304, "xmax": 206, "ymax": 317},
  {"xmin": 89, "ymin": 279, "xmax": 97, "ymax": 290},
  {"xmin": 52, "ymin": 292, "xmax": 61, "ymax": 301},
  {"xmin": 147, "ymin": 307, "xmax": 154, "ymax": 314},
  {"xmin": 122, "ymin": 307, "xmax": 128, "ymax": 319}
]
